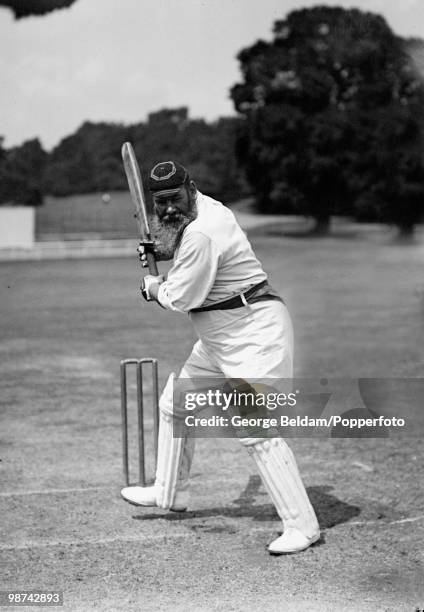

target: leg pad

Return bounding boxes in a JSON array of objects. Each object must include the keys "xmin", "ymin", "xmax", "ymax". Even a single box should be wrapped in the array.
[
  {"xmin": 240, "ymin": 437, "xmax": 319, "ymax": 540},
  {"xmin": 155, "ymin": 373, "xmax": 193, "ymax": 509}
]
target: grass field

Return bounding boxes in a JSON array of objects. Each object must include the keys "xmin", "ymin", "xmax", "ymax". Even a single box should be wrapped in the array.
[{"xmin": 1, "ymin": 227, "xmax": 423, "ymax": 611}]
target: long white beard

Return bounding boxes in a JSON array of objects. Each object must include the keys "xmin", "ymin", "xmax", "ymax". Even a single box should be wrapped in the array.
[{"xmin": 149, "ymin": 205, "xmax": 197, "ymax": 261}]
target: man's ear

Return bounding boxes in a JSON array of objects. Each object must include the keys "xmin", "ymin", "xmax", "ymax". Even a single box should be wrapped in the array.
[{"xmin": 189, "ymin": 180, "xmax": 197, "ymax": 197}]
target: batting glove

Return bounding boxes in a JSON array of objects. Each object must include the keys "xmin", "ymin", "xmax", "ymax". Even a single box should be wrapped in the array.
[{"xmin": 141, "ymin": 274, "xmax": 164, "ymax": 301}]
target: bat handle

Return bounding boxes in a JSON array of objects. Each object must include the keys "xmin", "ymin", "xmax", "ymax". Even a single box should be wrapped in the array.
[{"xmin": 146, "ymin": 251, "xmax": 158, "ymax": 275}]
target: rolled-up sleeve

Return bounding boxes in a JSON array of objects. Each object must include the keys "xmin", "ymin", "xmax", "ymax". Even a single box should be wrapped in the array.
[{"xmin": 157, "ymin": 231, "xmax": 220, "ymax": 312}]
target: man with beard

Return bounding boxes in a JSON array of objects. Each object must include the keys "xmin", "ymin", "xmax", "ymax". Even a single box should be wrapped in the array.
[{"xmin": 121, "ymin": 160, "xmax": 320, "ymax": 554}]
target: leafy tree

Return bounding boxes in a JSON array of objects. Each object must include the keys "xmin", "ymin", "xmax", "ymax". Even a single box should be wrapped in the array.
[
  {"xmin": 203, "ymin": 117, "xmax": 250, "ymax": 202},
  {"xmin": 44, "ymin": 121, "xmax": 129, "ymax": 196},
  {"xmin": 42, "ymin": 109, "xmax": 247, "ymax": 203},
  {"xmin": 0, "ymin": 0, "xmax": 77, "ymax": 19},
  {"xmin": 351, "ymin": 104, "xmax": 424, "ymax": 235},
  {"xmin": 231, "ymin": 7, "xmax": 424, "ymax": 234},
  {"xmin": 0, "ymin": 138, "xmax": 47, "ymax": 205},
  {"xmin": 129, "ymin": 108, "xmax": 248, "ymax": 203}
]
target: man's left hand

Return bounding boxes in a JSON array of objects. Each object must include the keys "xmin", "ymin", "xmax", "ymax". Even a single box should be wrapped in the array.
[{"xmin": 141, "ymin": 274, "xmax": 164, "ymax": 301}]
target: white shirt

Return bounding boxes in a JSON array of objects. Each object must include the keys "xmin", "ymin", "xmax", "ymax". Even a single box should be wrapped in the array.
[{"xmin": 157, "ymin": 192, "xmax": 267, "ymax": 313}]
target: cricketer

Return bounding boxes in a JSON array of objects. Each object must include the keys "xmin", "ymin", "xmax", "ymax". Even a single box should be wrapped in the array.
[{"xmin": 121, "ymin": 160, "xmax": 320, "ymax": 554}]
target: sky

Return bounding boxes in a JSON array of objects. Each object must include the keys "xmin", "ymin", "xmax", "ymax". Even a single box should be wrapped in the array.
[{"xmin": 2, "ymin": 0, "xmax": 424, "ymax": 150}]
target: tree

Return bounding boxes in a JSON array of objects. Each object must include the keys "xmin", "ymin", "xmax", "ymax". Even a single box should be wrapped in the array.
[
  {"xmin": 0, "ymin": 0, "xmax": 77, "ymax": 19},
  {"xmin": 44, "ymin": 121, "xmax": 129, "ymax": 196},
  {"xmin": 42, "ymin": 110, "xmax": 247, "ymax": 203},
  {"xmin": 231, "ymin": 7, "xmax": 424, "ymax": 234},
  {"xmin": 0, "ymin": 138, "xmax": 47, "ymax": 205},
  {"xmin": 351, "ymin": 104, "xmax": 424, "ymax": 236},
  {"xmin": 129, "ymin": 108, "xmax": 248, "ymax": 203}
]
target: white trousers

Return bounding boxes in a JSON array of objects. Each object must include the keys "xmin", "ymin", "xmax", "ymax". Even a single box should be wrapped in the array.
[
  {"xmin": 156, "ymin": 300, "xmax": 319, "ymax": 540},
  {"xmin": 158, "ymin": 300, "xmax": 294, "ymax": 484}
]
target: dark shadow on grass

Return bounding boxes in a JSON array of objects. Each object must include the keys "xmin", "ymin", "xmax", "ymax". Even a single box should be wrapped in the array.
[
  {"xmin": 271, "ymin": 228, "xmax": 359, "ymax": 240},
  {"xmin": 390, "ymin": 233, "xmax": 420, "ymax": 246},
  {"xmin": 308, "ymin": 485, "xmax": 360, "ymax": 528},
  {"xmin": 132, "ymin": 476, "xmax": 360, "ymax": 530},
  {"xmin": 252, "ymin": 222, "xmax": 359, "ymax": 240},
  {"xmin": 281, "ymin": 229, "xmax": 359, "ymax": 239},
  {"xmin": 256, "ymin": 221, "xmax": 424, "ymax": 244},
  {"xmin": 133, "ymin": 502, "xmax": 279, "ymax": 523}
]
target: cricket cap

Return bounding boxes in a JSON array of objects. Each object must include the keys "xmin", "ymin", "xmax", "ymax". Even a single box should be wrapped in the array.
[{"xmin": 148, "ymin": 161, "xmax": 189, "ymax": 195}]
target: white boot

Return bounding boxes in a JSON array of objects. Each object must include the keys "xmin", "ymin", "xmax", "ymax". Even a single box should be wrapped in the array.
[
  {"xmin": 268, "ymin": 527, "xmax": 320, "ymax": 554},
  {"xmin": 240, "ymin": 437, "xmax": 320, "ymax": 554},
  {"xmin": 120, "ymin": 484, "xmax": 189, "ymax": 511}
]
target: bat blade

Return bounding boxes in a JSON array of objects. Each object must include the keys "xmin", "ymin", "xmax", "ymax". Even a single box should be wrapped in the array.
[
  {"xmin": 121, "ymin": 142, "xmax": 158, "ymax": 275},
  {"xmin": 121, "ymin": 142, "xmax": 151, "ymax": 239}
]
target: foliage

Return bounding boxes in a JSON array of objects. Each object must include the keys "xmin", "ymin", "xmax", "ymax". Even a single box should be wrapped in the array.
[
  {"xmin": 231, "ymin": 6, "xmax": 424, "ymax": 233},
  {"xmin": 0, "ymin": 0, "xmax": 77, "ymax": 19},
  {"xmin": 43, "ymin": 122, "xmax": 130, "ymax": 196},
  {"xmin": 0, "ymin": 109, "xmax": 248, "ymax": 206},
  {"xmin": 0, "ymin": 138, "xmax": 47, "ymax": 205},
  {"xmin": 131, "ymin": 108, "xmax": 249, "ymax": 204},
  {"xmin": 351, "ymin": 105, "xmax": 424, "ymax": 234},
  {"xmin": 41, "ymin": 109, "xmax": 248, "ymax": 204}
]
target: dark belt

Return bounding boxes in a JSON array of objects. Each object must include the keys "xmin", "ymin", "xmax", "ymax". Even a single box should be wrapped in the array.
[{"xmin": 190, "ymin": 280, "xmax": 283, "ymax": 312}]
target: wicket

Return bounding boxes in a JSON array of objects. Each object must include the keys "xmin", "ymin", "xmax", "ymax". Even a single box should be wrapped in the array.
[{"xmin": 120, "ymin": 358, "xmax": 159, "ymax": 486}]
